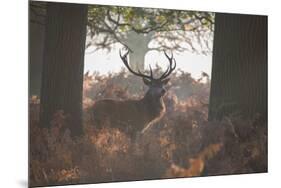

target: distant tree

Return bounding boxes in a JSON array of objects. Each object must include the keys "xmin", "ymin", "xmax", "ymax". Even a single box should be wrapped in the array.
[
  {"xmin": 208, "ymin": 13, "xmax": 267, "ymax": 120},
  {"xmin": 29, "ymin": 4, "xmax": 214, "ymax": 96},
  {"xmin": 39, "ymin": 2, "xmax": 88, "ymax": 137},
  {"xmin": 87, "ymin": 5, "xmax": 214, "ymax": 71}
]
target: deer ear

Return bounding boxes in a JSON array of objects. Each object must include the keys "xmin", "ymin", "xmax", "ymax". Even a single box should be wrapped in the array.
[
  {"xmin": 143, "ymin": 78, "xmax": 151, "ymax": 86},
  {"xmin": 162, "ymin": 78, "xmax": 170, "ymax": 85}
]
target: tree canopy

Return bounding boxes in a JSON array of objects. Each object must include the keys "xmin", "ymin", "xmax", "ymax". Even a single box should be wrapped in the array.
[{"xmin": 87, "ymin": 5, "xmax": 214, "ymax": 55}]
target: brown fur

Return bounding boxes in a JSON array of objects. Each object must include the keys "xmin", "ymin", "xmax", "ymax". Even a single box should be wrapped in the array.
[
  {"xmin": 91, "ymin": 93, "xmax": 166, "ymax": 138},
  {"xmin": 91, "ymin": 49, "xmax": 175, "ymax": 138}
]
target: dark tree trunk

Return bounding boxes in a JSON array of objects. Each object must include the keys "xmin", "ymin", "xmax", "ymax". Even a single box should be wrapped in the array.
[
  {"xmin": 208, "ymin": 13, "xmax": 267, "ymax": 120},
  {"xmin": 29, "ymin": 5, "xmax": 45, "ymax": 97},
  {"xmin": 39, "ymin": 2, "xmax": 88, "ymax": 136}
]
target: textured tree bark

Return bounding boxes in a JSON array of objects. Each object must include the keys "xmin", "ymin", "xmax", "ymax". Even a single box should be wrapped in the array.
[
  {"xmin": 29, "ymin": 8, "xmax": 45, "ymax": 96},
  {"xmin": 39, "ymin": 2, "xmax": 88, "ymax": 136},
  {"xmin": 208, "ymin": 13, "xmax": 267, "ymax": 120}
]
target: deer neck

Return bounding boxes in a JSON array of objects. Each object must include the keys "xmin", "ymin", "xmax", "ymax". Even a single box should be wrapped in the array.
[{"xmin": 141, "ymin": 93, "xmax": 165, "ymax": 118}]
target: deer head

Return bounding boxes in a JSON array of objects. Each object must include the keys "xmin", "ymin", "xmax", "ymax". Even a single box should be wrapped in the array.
[{"xmin": 119, "ymin": 49, "xmax": 176, "ymax": 100}]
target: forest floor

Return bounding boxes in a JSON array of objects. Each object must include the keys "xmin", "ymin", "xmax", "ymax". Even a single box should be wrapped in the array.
[{"xmin": 29, "ymin": 68, "xmax": 267, "ymax": 187}]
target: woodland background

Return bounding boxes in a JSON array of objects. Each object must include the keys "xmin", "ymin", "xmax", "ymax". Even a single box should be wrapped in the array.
[
  {"xmin": 28, "ymin": 1, "xmax": 267, "ymax": 187},
  {"xmin": 1, "ymin": 0, "xmax": 277, "ymax": 188}
]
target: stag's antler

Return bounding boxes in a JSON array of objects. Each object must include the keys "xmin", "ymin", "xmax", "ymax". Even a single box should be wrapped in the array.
[
  {"xmin": 119, "ymin": 49, "xmax": 154, "ymax": 80},
  {"xmin": 158, "ymin": 51, "xmax": 177, "ymax": 80},
  {"xmin": 120, "ymin": 49, "xmax": 176, "ymax": 81}
]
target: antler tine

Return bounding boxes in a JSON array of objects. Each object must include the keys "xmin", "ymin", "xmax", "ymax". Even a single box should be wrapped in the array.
[
  {"xmin": 119, "ymin": 49, "xmax": 153, "ymax": 80},
  {"xmin": 164, "ymin": 50, "xmax": 173, "ymax": 60},
  {"xmin": 149, "ymin": 65, "xmax": 154, "ymax": 79},
  {"xmin": 159, "ymin": 51, "xmax": 176, "ymax": 80}
]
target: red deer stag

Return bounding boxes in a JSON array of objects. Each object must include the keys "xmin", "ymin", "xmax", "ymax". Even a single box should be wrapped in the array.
[{"xmin": 91, "ymin": 49, "xmax": 176, "ymax": 139}]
